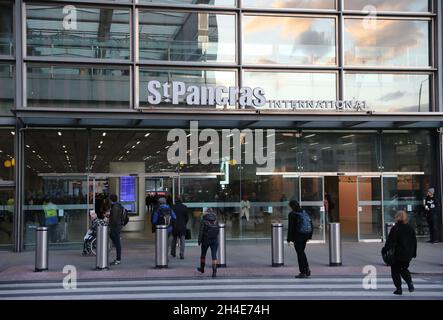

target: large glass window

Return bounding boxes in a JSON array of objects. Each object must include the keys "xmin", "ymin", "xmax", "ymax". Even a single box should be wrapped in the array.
[
  {"xmin": 0, "ymin": 2, "xmax": 13, "ymax": 56},
  {"xmin": 27, "ymin": 65, "xmax": 131, "ymax": 109},
  {"xmin": 344, "ymin": 73, "xmax": 432, "ymax": 112},
  {"xmin": 140, "ymin": 0, "xmax": 236, "ymax": 6},
  {"xmin": 26, "ymin": 5, "xmax": 130, "ymax": 60},
  {"xmin": 139, "ymin": 11, "xmax": 236, "ymax": 63},
  {"xmin": 243, "ymin": 15, "xmax": 336, "ymax": 65},
  {"xmin": 0, "ymin": 64, "xmax": 14, "ymax": 114},
  {"xmin": 24, "ymin": 130, "xmax": 89, "ymax": 246},
  {"xmin": 242, "ymin": 0, "xmax": 335, "ymax": 9},
  {"xmin": 344, "ymin": 0, "xmax": 431, "ymax": 12},
  {"xmin": 0, "ymin": 129, "xmax": 15, "ymax": 182},
  {"xmin": 243, "ymin": 71, "xmax": 337, "ymax": 102},
  {"xmin": 139, "ymin": 68, "xmax": 237, "ymax": 108},
  {"xmin": 0, "ymin": 187, "xmax": 14, "ymax": 246},
  {"xmin": 344, "ymin": 19, "xmax": 430, "ymax": 67}
]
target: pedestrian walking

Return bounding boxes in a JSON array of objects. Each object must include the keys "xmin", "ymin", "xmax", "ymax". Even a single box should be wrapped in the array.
[
  {"xmin": 109, "ymin": 194, "xmax": 125, "ymax": 265},
  {"xmin": 424, "ymin": 187, "xmax": 440, "ymax": 243},
  {"xmin": 171, "ymin": 196, "xmax": 189, "ymax": 259},
  {"xmin": 196, "ymin": 208, "xmax": 220, "ymax": 278},
  {"xmin": 287, "ymin": 200, "xmax": 313, "ymax": 278},
  {"xmin": 382, "ymin": 210, "xmax": 417, "ymax": 295}
]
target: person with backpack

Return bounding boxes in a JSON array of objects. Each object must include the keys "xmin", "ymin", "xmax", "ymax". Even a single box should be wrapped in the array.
[
  {"xmin": 287, "ymin": 200, "xmax": 313, "ymax": 278},
  {"xmin": 171, "ymin": 196, "xmax": 189, "ymax": 259},
  {"xmin": 152, "ymin": 197, "xmax": 177, "ymax": 255},
  {"xmin": 109, "ymin": 194, "xmax": 129, "ymax": 265},
  {"xmin": 196, "ymin": 208, "xmax": 219, "ymax": 278}
]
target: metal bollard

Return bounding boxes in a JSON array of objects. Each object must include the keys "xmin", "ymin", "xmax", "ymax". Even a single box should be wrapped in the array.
[
  {"xmin": 96, "ymin": 225, "xmax": 109, "ymax": 270},
  {"xmin": 384, "ymin": 222, "xmax": 396, "ymax": 242},
  {"xmin": 271, "ymin": 223, "xmax": 284, "ymax": 267},
  {"xmin": 35, "ymin": 227, "xmax": 49, "ymax": 272},
  {"xmin": 217, "ymin": 223, "xmax": 226, "ymax": 268},
  {"xmin": 155, "ymin": 225, "xmax": 168, "ymax": 269},
  {"xmin": 329, "ymin": 223, "xmax": 342, "ymax": 266}
]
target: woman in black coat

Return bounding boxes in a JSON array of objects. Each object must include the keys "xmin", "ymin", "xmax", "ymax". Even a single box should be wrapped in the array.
[
  {"xmin": 382, "ymin": 210, "xmax": 417, "ymax": 295},
  {"xmin": 287, "ymin": 200, "xmax": 313, "ymax": 278}
]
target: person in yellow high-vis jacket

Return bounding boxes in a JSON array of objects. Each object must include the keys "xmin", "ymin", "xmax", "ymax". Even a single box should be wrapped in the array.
[{"xmin": 43, "ymin": 197, "xmax": 59, "ymax": 243}]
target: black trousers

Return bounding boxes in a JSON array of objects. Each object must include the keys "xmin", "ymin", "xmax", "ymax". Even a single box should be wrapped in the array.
[
  {"xmin": 109, "ymin": 229, "xmax": 122, "ymax": 261},
  {"xmin": 391, "ymin": 261, "xmax": 413, "ymax": 289},
  {"xmin": 294, "ymin": 240, "xmax": 309, "ymax": 274},
  {"xmin": 427, "ymin": 212, "xmax": 439, "ymax": 242}
]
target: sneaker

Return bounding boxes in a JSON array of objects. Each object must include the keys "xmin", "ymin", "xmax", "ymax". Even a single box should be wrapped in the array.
[
  {"xmin": 393, "ymin": 289, "xmax": 402, "ymax": 295},
  {"xmin": 306, "ymin": 269, "xmax": 311, "ymax": 277},
  {"xmin": 196, "ymin": 267, "xmax": 204, "ymax": 273},
  {"xmin": 110, "ymin": 260, "xmax": 121, "ymax": 265},
  {"xmin": 295, "ymin": 273, "xmax": 307, "ymax": 279},
  {"xmin": 408, "ymin": 283, "xmax": 415, "ymax": 292},
  {"xmin": 180, "ymin": 255, "xmax": 184, "ymax": 260},
  {"xmin": 171, "ymin": 253, "xmax": 176, "ymax": 258}
]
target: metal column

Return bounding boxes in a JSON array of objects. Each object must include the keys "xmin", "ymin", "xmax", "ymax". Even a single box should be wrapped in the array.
[
  {"xmin": 35, "ymin": 227, "xmax": 48, "ymax": 272},
  {"xmin": 155, "ymin": 225, "xmax": 168, "ymax": 268},
  {"xmin": 328, "ymin": 223, "xmax": 342, "ymax": 266},
  {"xmin": 271, "ymin": 223, "xmax": 284, "ymax": 267},
  {"xmin": 96, "ymin": 225, "xmax": 109, "ymax": 270},
  {"xmin": 217, "ymin": 223, "xmax": 226, "ymax": 268}
]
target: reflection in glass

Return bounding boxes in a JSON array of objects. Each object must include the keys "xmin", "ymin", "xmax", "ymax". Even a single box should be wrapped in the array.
[
  {"xmin": 26, "ymin": 5, "xmax": 130, "ymax": 60},
  {"xmin": 0, "ymin": 2, "xmax": 13, "ymax": 55},
  {"xmin": 0, "ymin": 188, "xmax": 14, "ymax": 246},
  {"xmin": 344, "ymin": 0, "xmax": 430, "ymax": 12},
  {"xmin": 243, "ymin": 71, "xmax": 336, "ymax": 102},
  {"xmin": 139, "ymin": 11, "xmax": 236, "ymax": 63},
  {"xmin": 139, "ymin": 68, "xmax": 236, "ymax": 108},
  {"xmin": 140, "ymin": 0, "xmax": 235, "ymax": 6},
  {"xmin": 0, "ymin": 129, "xmax": 15, "ymax": 181},
  {"xmin": 243, "ymin": 15, "xmax": 336, "ymax": 65},
  {"xmin": 0, "ymin": 64, "xmax": 14, "ymax": 114},
  {"xmin": 345, "ymin": 73, "xmax": 431, "ymax": 112},
  {"xmin": 27, "ymin": 65, "xmax": 130, "ymax": 108},
  {"xmin": 242, "ymin": 0, "xmax": 335, "ymax": 9},
  {"xmin": 344, "ymin": 19, "xmax": 430, "ymax": 67},
  {"xmin": 357, "ymin": 177, "xmax": 382, "ymax": 240}
]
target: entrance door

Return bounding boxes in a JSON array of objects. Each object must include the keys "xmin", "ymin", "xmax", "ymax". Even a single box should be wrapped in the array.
[
  {"xmin": 300, "ymin": 176, "xmax": 325, "ymax": 242},
  {"xmin": 357, "ymin": 176, "xmax": 383, "ymax": 242}
]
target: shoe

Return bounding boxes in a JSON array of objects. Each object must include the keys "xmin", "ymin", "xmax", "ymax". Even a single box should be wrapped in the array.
[
  {"xmin": 408, "ymin": 283, "xmax": 415, "ymax": 292},
  {"xmin": 180, "ymin": 256, "xmax": 184, "ymax": 260},
  {"xmin": 81, "ymin": 252, "xmax": 87, "ymax": 256},
  {"xmin": 171, "ymin": 253, "xmax": 176, "ymax": 258},
  {"xmin": 306, "ymin": 269, "xmax": 311, "ymax": 277},
  {"xmin": 212, "ymin": 267, "xmax": 217, "ymax": 278},
  {"xmin": 295, "ymin": 273, "xmax": 307, "ymax": 279},
  {"xmin": 196, "ymin": 267, "xmax": 204, "ymax": 273},
  {"xmin": 110, "ymin": 260, "xmax": 121, "ymax": 265},
  {"xmin": 393, "ymin": 289, "xmax": 402, "ymax": 295},
  {"xmin": 427, "ymin": 240, "xmax": 434, "ymax": 243}
]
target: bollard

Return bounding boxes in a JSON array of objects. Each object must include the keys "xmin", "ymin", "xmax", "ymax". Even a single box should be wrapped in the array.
[
  {"xmin": 217, "ymin": 223, "xmax": 226, "ymax": 268},
  {"xmin": 271, "ymin": 223, "xmax": 284, "ymax": 267},
  {"xmin": 96, "ymin": 225, "xmax": 109, "ymax": 270},
  {"xmin": 384, "ymin": 222, "xmax": 396, "ymax": 242},
  {"xmin": 35, "ymin": 227, "xmax": 49, "ymax": 272},
  {"xmin": 329, "ymin": 223, "xmax": 342, "ymax": 266},
  {"xmin": 155, "ymin": 225, "xmax": 168, "ymax": 268}
]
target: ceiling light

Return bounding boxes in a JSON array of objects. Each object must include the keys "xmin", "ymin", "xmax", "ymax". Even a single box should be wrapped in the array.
[
  {"xmin": 156, "ymin": 151, "xmax": 160, "ymax": 154},
  {"xmin": 342, "ymin": 134, "xmax": 355, "ymax": 139},
  {"xmin": 126, "ymin": 151, "xmax": 130, "ymax": 154},
  {"xmin": 310, "ymin": 142, "xmax": 319, "ymax": 146},
  {"xmin": 32, "ymin": 150, "xmax": 36, "ymax": 153},
  {"xmin": 144, "ymin": 133, "xmax": 150, "ymax": 137},
  {"xmin": 100, "ymin": 141, "xmax": 103, "ymax": 144},
  {"xmin": 136, "ymin": 141, "xmax": 141, "ymax": 145},
  {"xmin": 304, "ymin": 134, "xmax": 316, "ymax": 139},
  {"xmin": 58, "ymin": 132, "xmax": 62, "ymax": 136},
  {"xmin": 102, "ymin": 132, "xmax": 107, "ymax": 137},
  {"xmin": 26, "ymin": 145, "xmax": 30, "ymax": 148},
  {"xmin": 62, "ymin": 145, "xmax": 66, "ymax": 149},
  {"xmin": 98, "ymin": 145, "xmax": 102, "ymax": 149},
  {"xmin": 10, "ymin": 131, "xmax": 15, "ymax": 135}
]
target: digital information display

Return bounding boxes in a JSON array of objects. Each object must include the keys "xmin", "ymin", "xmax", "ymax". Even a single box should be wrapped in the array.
[{"xmin": 120, "ymin": 176, "xmax": 136, "ymax": 213}]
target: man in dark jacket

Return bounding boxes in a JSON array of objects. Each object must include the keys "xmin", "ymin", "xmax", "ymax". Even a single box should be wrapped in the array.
[
  {"xmin": 197, "ymin": 208, "xmax": 219, "ymax": 277},
  {"xmin": 424, "ymin": 187, "xmax": 440, "ymax": 243},
  {"xmin": 171, "ymin": 196, "xmax": 189, "ymax": 259},
  {"xmin": 109, "ymin": 194, "xmax": 123, "ymax": 265},
  {"xmin": 383, "ymin": 210, "xmax": 417, "ymax": 295},
  {"xmin": 287, "ymin": 200, "xmax": 313, "ymax": 278}
]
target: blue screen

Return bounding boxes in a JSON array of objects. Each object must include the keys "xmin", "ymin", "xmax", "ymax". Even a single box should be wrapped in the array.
[{"xmin": 120, "ymin": 176, "xmax": 136, "ymax": 212}]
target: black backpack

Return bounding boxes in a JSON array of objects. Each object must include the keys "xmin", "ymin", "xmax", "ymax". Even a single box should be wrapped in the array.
[
  {"xmin": 115, "ymin": 203, "xmax": 129, "ymax": 226},
  {"xmin": 157, "ymin": 206, "xmax": 172, "ymax": 226},
  {"xmin": 203, "ymin": 217, "xmax": 219, "ymax": 240}
]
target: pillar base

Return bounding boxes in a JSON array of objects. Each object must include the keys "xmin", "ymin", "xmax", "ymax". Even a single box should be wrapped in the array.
[
  {"xmin": 95, "ymin": 266, "xmax": 109, "ymax": 271},
  {"xmin": 329, "ymin": 262, "xmax": 342, "ymax": 266},
  {"xmin": 217, "ymin": 264, "xmax": 227, "ymax": 268},
  {"xmin": 155, "ymin": 265, "xmax": 168, "ymax": 269},
  {"xmin": 34, "ymin": 268, "xmax": 48, "ymax": 272},
  {"xmin": 272, "ymin": 263, "xmax": 284, "ymax": 267}
]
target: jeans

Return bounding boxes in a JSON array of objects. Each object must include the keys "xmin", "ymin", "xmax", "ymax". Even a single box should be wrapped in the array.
[
  {"xmin": 294, "ymin": 240, "xmax": 310, "ymax": 274},
  {"xmin": 171, "ymin": 234, "xmax": 185, "ymax": 257},
  {"xmin": 201, "ymin": 239, "xmax": 219, "ymax": 261},
  {"xmin": 391, "ymin": 261, "xmax": 413, "ymax": 289},
  {"xmin": 109, "ymin": 229, "xmax": 122, "ymax": 261}
]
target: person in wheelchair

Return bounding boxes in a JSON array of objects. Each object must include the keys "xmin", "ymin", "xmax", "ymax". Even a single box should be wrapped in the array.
[{"xmin": 82, "ymin": 210, "xmax": 107, "ymax": 256}]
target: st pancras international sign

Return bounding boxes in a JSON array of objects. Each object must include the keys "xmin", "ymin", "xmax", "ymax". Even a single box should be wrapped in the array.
[{"xmin": 146, "ymin": 80, "xmax": 368, "ymax": 112}]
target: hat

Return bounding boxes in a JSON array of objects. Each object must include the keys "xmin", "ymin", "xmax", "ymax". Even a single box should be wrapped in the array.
[
  {"xmin": 428, "ymin": 188, "xmax": 435, "ymax": 194},
  {"xmin": 158, "ymin": 197, "xmax": 167, "ymax": 204}
]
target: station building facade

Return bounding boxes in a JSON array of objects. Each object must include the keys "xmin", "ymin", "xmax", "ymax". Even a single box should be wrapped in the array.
[{"xmin": 0, "ymin": 0, "xmax": 442, "ymax": 251}]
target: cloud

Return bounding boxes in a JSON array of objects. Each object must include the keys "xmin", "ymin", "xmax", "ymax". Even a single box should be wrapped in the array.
[
  {"xmin": 378, "ymin": 91, "xmax": 406, "ymax": 102},
  {"xmin": 271, "ymin": 0, "xmax": 333, "ymax": 9},
  {"xmin": 243, "ymin": 16, "xmax": 313, "ymax": 39},
  {"xmin": 345, "ymin": 0, "xmax": 427, "ymax": 12}
]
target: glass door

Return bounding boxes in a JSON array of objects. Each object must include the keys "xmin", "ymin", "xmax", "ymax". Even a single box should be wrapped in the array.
[
  {"xmin": 382, "ymin": 174, "xmax": 426, "ymax": 240},
  {"xmin": 357, "ymin": 176, "xmax": 383, "ymax": 242},
  {"xmin": 0, "ymin": 187, "xmax": 14, "ymax": 246},
  {"xmin": 300, "ymin": 176, "xmax": 325, "ymax": 242}
]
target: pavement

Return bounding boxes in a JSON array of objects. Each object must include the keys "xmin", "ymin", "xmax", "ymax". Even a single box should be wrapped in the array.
[{"xmin": 0, "ymin": 239, "xmax": 442, "ymax": 282}]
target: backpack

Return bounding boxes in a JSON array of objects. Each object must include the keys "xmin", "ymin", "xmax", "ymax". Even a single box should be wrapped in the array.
[
  {"xmin": 203, "ymin": 216, "xmax": 219, "ymax": 240},
  {"xmin": 295, "ymin": 210, "xmax": 312, "ymax": 234},
  {"xmin": 157, "ymin": 206, "xmax": 172, "ymax": 226},
  {"xmin": 115, "ymin": 203, "xmax": 129, "ymax": 226}
]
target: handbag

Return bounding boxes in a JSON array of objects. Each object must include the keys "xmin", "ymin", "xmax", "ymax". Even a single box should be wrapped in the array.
[
  {"xmin": 381, "ymin": 246, "xmax": 395, "ymax": 266},
  {"xmin": 185, "ymin": 228, "xmax": 192, "ymax": 240}
]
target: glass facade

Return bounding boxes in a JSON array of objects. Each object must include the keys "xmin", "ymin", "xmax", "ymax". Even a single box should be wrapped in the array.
[{"xmin": 0, "ymin": 2, "xmax": 13, "ymax": 56}]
